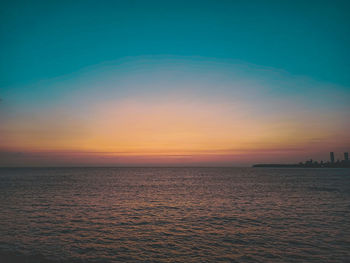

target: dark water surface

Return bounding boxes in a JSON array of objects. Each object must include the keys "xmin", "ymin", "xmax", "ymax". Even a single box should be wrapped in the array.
[{"xmin": 0, "ymin": 167, "xmax": 349, "ymax": 262}]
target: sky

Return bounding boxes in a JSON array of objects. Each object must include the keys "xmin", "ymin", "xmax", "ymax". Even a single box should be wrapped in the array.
[{"xmin": 1, "ymin": 0, "xmax": 350, "ymax": 166}]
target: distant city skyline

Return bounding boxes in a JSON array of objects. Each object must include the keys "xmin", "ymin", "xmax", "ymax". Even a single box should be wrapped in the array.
[
  {"xmin": 253, "ymin": 151, "xmax": 350, "ymax": 168},
  {"xmin": 1, "ymin": 0, "xmax": 350, "ymax": 166}
]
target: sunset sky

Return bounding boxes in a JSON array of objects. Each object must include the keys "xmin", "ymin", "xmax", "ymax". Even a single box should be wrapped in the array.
[{"xmin": 1, "ymin": 0, "xmax": 350, "ymax": 166}]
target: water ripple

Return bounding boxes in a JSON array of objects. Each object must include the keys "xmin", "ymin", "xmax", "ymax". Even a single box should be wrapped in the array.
[{"xmin": 0, "ymin": 167, "xmax": 350, "ymax": 262}]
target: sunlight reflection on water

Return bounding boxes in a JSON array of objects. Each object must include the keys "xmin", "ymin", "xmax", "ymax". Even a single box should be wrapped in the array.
[{"xmin": 0, "ymin": 167, "xmax": 350, "ymax": 262}]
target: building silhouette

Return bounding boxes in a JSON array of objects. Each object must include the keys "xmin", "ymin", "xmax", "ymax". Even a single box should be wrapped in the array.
[{"xmin": 253, "ymin": 151, "xmax": 350, "ymax": 168}]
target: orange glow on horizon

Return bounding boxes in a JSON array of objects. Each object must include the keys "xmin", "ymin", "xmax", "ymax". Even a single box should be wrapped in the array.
[{"xmin": 1, "ymin": 96, "xmax": 348, "ymax": 166}]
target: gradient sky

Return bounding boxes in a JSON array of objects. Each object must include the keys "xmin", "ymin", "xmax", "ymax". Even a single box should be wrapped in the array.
[{"xmin": 1, "ymin": 0, "xmax": 350, "ymax": 166}]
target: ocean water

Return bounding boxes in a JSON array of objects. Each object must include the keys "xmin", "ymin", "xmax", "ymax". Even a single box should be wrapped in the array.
[{"xmin": 0, "ymin": 167, "xmax": 349, "ymax": 263}]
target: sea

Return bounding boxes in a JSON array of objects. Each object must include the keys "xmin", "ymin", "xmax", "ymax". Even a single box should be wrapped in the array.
[{"xmin": 0, "ymin": 167, "xmax": 349, "ymax": 263}]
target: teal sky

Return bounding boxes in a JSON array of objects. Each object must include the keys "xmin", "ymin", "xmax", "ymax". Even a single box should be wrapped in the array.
[
  {"xmin": 1, "ymin": 0, "xmax": 350, "ymax": 88},
  {"xmin": 1, "ymin": 0, "xmax": 350, "ymax": 166}
]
